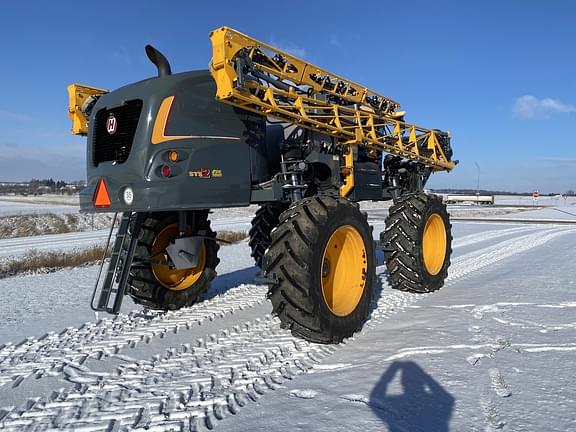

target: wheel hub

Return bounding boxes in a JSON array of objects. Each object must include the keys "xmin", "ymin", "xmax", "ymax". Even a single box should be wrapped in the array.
[
  {"xmin": 151, "ymin": 224, "xmax": 206, "ymax": 291},
  {"xmin": 422, "ymin": 213, "xmax": 447, "ymax": 275},
  {"xmin": 321, "ymin": 225, "xmax": 367, "ymax": 317}
]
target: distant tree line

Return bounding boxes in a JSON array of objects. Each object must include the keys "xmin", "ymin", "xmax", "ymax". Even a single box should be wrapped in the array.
[
  {"xmin": 0, "ymin": 179, "xmax": 86, "ymax": 195},
  {"xmin": 431, "ymin": 188, "xmax": 575, "ymax": 197}
]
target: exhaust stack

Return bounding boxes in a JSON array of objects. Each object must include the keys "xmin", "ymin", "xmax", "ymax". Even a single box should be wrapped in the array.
[{"xmin": 145, "ymin": 45, "xmax": 172, "ymax": 77}]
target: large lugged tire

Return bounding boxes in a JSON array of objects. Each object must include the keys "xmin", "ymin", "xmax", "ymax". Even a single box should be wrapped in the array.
[
  {"xmin": 381, "ymin": 193, "xmax": 452, "ymax": 293},
  {"xmin": 263, "ymin": 196, "xmax": 375, "ymax": 344},
  {"xmin": 128, "ymin": 211, "xmax": 220, "ymax": 310},
  {"xmin": 249, "ymin": 203, "xmax": 289, "ymax": 268}
]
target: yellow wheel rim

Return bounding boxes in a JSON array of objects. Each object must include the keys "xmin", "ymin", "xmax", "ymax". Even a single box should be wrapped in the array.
[
  {"xmin": 321, "ymin": 225, "xmax": 367, "ymax": 317},
  {"xmin": 151, "ymin": 224, "xmax": 206, "ymax": 291},
  {"xmin": 422, "ymin": 214, "xmax": 447, "ymax": 276}
]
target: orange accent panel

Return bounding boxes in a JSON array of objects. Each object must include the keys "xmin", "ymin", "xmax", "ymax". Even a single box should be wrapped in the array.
[
  {"xmin": 93, "ymin": 179, "xmax": 111, "ymax": 208},
  {"xmin": 151, "ymin": 96, "xmax": 194, "ymax": 144}
]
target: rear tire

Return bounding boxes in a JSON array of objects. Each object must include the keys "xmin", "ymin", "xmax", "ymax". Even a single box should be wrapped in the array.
[
  {"xmin": 381, "ymin": 193, "xmax": 452, "ymax": 293},
  {"xmin": 128, "ymin": 211, "xmax": 220, "ymax": 310},
  {"xmin": 249, "ymin": 203, "xmax": 289, "ymax": 268},
  {"xmin": 263, "ymin": 196, "xmax": 375, "ymax": 344}
]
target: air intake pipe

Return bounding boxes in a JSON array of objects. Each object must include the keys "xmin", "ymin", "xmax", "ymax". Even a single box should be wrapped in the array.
[{"xmin": 145, "ymin": 45, "xmax": 172, "ymax": 77}]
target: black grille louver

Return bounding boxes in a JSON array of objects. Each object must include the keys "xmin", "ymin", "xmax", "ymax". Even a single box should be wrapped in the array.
[{"xmin": 92, "ymin": 100, "xmax": 143, "ymax": 166}]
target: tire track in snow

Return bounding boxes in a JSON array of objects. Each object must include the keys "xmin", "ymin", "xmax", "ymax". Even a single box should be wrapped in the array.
[
  {"xmin": 0, "ymin": 229, "xmax": 565, "ymax": 385},
  {"xmin": 0, "ymin": 226, "xmax": 570, "ymax": 387},
  {"xmin": 0, "ymin": 284, "xmax": 268, "ymax": 389},
  {"xmin": 0, "ymin": 226, "xmax": 573, "ymax": 431},
  {"xmin": 1, "ymin": 315, "xmax": 337, "ymax": 431},
  {"xmin": 367, "ymin": 227, "xmax": 574, "ymax": 324},
  {"xmin": 0, "ymin": 225, "xmax": 553, "ymax": 389},
  {"xmin": 452, "ymin": 225, "xmax": 540, "ymax": 249},
  {"xmin": 448, "ymin": 227, "xmax": 573, "ymax": 280}
]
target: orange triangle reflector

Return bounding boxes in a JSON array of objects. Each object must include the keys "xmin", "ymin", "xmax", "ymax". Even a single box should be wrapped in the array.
[{"xmin": 93, "ymin": 178, "xmax": 111, "ymax": 208}]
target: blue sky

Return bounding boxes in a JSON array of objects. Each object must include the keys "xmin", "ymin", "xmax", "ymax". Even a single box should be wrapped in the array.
[{"xmin": 0, "ymin": 1, "xmax": 575, "ymax": 192}]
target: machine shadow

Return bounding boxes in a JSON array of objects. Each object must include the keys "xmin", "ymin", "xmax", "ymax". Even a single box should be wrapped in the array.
[
  {"xmin": 369, "ymin": 361, "xmax": 454, "ymax": 432},
  {"xmin": 203, "ymin": 266, "xmax": 259, "ymax": 299}
]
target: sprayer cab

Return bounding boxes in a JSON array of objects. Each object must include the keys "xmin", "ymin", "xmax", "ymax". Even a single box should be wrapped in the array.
[{"xmin": 69, "ymin": 45, "xmax": 269, "ymax": 213}]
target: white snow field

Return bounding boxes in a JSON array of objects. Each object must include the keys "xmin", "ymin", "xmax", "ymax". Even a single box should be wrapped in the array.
[
  {"xmin": 0, "ymin": 217, "xmax": 253, "ymax": 261},
  {"xmin": 0, "ymin": 203, "xmax": 575, "ymax": 431},
  {"xmin": 0, "ymin": 199, "xmax": 79, "ymax": 217}
]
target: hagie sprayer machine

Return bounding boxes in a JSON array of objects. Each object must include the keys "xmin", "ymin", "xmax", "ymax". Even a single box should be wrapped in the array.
[{"xmin": 67, "ymin": 27, "xmax": 456, "ymax": 343}]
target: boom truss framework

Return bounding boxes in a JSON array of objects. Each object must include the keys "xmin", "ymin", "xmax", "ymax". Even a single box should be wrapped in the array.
[{"xmin": 209, "ymin": 27, "xmax": 455, "ymax": 172}]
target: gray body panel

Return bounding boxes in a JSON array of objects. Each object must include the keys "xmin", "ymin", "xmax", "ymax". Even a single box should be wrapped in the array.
[{"xmin": 80, "ymin": 71, "xmax": 260, "ymax": 213}]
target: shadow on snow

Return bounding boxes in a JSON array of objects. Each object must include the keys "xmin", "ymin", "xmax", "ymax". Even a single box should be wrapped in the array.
[
  {"xmin": 369, "ymin": 361, "xmax": 454, "ymax": 432},
  {"xmin": 204, "ymin": 266, "xmax": 259, "ymax": 299}
]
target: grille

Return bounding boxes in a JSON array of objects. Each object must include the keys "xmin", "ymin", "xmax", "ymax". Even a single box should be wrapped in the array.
[{"xmin": 92, "ymin": 100, "xmax": 143, "ymax": 166}]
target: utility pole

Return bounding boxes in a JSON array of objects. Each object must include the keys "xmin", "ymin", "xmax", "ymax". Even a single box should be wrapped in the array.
[{"xmin": 474, "ymin": 161, "xmax": 480, "ymax": 202}]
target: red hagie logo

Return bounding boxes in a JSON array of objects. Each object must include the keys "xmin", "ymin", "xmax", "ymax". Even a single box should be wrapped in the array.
[{"xmin": 106, "ymin": 115, "xmax": 117, "ymax": 134}]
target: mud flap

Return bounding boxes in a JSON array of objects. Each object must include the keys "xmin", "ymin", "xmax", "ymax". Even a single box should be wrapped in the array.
[{"xmin": 165, "ymin": 236, "xmax": 203, "ymax": 269}]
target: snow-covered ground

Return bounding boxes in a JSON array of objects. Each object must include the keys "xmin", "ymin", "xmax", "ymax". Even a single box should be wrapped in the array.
[
  {"xmin": 0, "ymin": 230, "xmax": 110, "ymax": 260},
  {"xmin": 0, "ymin": 194, "xmax": 80, "ymax": 206},
  {"xmin": 0, "ymin": 217, "xmax": 253, "ymax": 263},
  {"xmin": 0, "ymin": 199, "xmax": 79, "ymax": 216},
  {"xmin": 0, "ymin": 202, "xmax": 576, "ymax": 431},
  {"xmin": 0, "ymin": 195, "xmax": 261, "ymax": 218}
]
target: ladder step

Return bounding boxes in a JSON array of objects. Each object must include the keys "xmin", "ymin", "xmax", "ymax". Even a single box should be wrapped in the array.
[{"xmin": 90, "ymin": 212, "xmax": 145, "ymax": 314}]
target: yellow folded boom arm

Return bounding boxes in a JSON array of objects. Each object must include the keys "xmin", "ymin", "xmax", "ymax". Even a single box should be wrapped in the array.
[
  {"xmin": 67, "ymin": 84, "xmax": 108, "ymax": 135},
  {"xmin": 209, "ymin": 27, "xmax": 455, "ymax": 172}
]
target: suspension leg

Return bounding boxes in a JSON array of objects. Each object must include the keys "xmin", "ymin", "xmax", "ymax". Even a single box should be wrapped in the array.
[{"xmin": 178, "ymin": 211, "xmax": 187, "ymax": 237}]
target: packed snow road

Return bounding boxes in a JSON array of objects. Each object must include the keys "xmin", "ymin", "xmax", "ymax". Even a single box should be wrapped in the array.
[
  {"xmin": 0, "ymin": 221, "xmax": 575, "ymax": 431},
  {"xmin": 0, "ymin": 217, "xmax": 254, "ymax": 259},
  {"xmin": 0, "ymin": 230, "xmax": 110, "ymax": 259}
]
